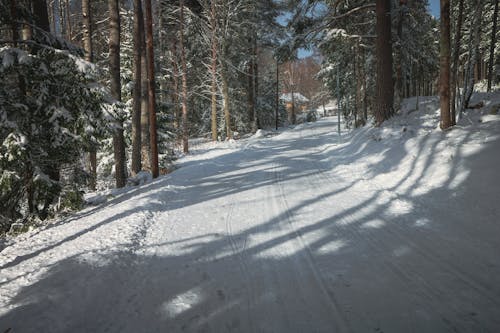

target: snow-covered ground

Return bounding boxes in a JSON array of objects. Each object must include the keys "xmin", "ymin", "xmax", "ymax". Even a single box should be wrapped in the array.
[{"xmin": 1, "ymin": 92, "xmax": 500, "ymax": 332}]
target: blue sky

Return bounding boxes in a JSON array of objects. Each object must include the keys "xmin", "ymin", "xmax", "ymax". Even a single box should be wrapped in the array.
[{"xmin": 428, "ymin": 0, "xmax": 440, "ymax": 17}]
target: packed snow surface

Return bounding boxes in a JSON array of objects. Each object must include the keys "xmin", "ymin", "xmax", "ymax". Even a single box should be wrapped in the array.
[{"xmin": 1, "ymin": 93, "xmax": 500, "ymax": 332}]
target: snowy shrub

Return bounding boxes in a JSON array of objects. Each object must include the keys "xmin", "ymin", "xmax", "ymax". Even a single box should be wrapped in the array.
[{"xmin": 0, "ymin": 46, "xmax": 108, "ymax": 230}]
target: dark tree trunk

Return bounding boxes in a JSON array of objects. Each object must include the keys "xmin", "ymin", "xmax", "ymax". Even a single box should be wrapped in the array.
[
  {"xmin": 487, "ymin": 0, "xmax": 498, "ymax": 92},
  {"xmin": 144, "ymin": 0, "xmax": 159, "ymax": 178},
  {"xmin": 440, "ymin": 0, "xmax": 451, "ymax": 130},
  {"xmin": 180, "ymin": 0, "xmax": 189, "ymax": 153},
  {"xmin": 9, "ymin": 0, "xmax": 19, "ymax": 46},
  {"xmin": 141, "ymin": 26, "xmax": 151, "ymax": 172},
  {"xmin": 375, "ymin": 0, "xmax": 394, "ymax": 125},
  {"xmin": 131, "ymin": 0, "xmax": 144, "ymax": 175},
  {"xmin": 394, "ymin": 0, "xmax": 406, "ymax": 108},
  {"xmin": 108, "ymin": 0, "xmax": 126, "ymax": 188},
  {"xmin": 33, "ymin": 0, "xmax": 51, "ymax": 33}
]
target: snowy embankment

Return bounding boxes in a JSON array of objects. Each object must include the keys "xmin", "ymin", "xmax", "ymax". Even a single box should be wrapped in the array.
[{"xmin": 1, "ymin": 92, "xmax": 500, "ymax": 332}]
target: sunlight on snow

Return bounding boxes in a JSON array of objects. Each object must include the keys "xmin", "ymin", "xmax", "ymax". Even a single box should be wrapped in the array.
[
  {"xmin": 361, "ymin": 219, "xmax": 386, "ymax": 229},
  {"xmin": 386, "ymin": 199, "xmax": 414, "ymax": 216},
  {"xmin": 315, "ymin": 239, "xmax": 347, "ymax": 255},
  {"xmin": 161, "ymin": 286, "xmax": 204, "ymax": 318},
  {"xmin": 414, "ymin": 218, "xmax": 431, "ymax": 227}
]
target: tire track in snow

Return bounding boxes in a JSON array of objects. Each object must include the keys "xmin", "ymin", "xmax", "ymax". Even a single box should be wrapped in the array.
[
  {"xmin": 224, "ymin": 195, "xmax": 257, "ymax": 332},
  {"xmin": 271, "ymin": 162, "xmax": 349, "ymax": 332}
]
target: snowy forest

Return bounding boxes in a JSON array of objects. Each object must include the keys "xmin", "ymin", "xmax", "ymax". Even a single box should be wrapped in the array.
[{"xmin": 1, "ymin": 0, "xmax": 500, "ymax": 332}]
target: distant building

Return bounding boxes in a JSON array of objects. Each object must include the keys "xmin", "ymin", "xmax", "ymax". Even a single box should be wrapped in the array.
[{"xmin": 280, "ymin": 93, "xmax": 310, "ymax": 123}]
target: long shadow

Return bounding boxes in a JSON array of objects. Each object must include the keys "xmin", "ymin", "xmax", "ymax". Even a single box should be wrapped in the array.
[{"xmin": 1, "ymin": 116, "xmax": 500, "ymax": 332}]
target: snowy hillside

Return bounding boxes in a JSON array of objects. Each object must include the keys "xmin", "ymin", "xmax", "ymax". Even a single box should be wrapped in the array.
[{"xmin": 1, "ymin": 92, "xmax": 500, "ymax": 332}]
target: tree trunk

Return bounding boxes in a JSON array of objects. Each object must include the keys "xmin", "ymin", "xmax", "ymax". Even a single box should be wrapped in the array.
[
  {"xmin": 108, "ymin": 0, "xmax": 126, "ymax": 188},
  {"xmin": 82, "ymin": 0, "xmax": 97, "ymax": 190},
  {"xmin": 276, "ymin": 60, "xmax": 279, "ymax": 130},
  {"xmin": 180, "ymin": 0, "xmax": 189, "ymax": 153},
  {"xmin": 171, "ymin": 38, "xmax": 180, "ymax": 129},
  {"xmin": 375, "ymin": 0, "xmax": 394, "ymax": 125},
  {"xmin": 450, "ymin": 0, "xmax": 464, "ymax": 126},
  {"xmin": 9, "ymin": 0, "xmax": 19, "ymax": 46},
  {"xmin": 460, "ymin": 0, "xmax": 483, "ymax": 116},
  {"xmin": 131, "ymin": 0, "xmax": 144, "ymax": 175},
  {"xmin": 210, "ymin": 0, "xmax": 218, "ymax": 141},
  {"xmin": 222, "ymin": 65, "xmax": 232, "ymax": 139},
  {"xmin": 487, "ymin": 0, "xmax": 498, "ymax": 92},
  {"xmin": 144, "ymin": 0, "xmax": 158, "ymax": 178},
  {"xmin": 64, "ymin": 0, "xmax": 72, "ymax": 40},
  {"xmin": 440, "ymin": 0, "xmax": 451, "ymax": 130},
  {"xmin": 141, "ymin": 26, "xmax": 151, "ymax": 172},
  {"xmin": 254, "ymin": 37, "xmax": 259, "ymax": 129},
  {"xmin": 33, "ymin": 0, "xmax": 51, "ymax": 33},
  {"xmin": 247, "ymin": 40, "xmax": 255, "ymax": 128},
  {"xmin": 394, "ymin": 0, "xmax": 405, "ymax": 109}
]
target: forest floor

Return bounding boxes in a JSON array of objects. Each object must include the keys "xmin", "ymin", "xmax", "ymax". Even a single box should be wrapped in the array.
[{"xmin": 1, "ymin": 92, "xmax": 500, "ymax": 332}]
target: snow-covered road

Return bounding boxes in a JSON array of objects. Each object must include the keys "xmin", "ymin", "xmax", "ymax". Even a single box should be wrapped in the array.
[{"xmin": 1, "ymin": 109, "xmax": 500, "ymax": 332}]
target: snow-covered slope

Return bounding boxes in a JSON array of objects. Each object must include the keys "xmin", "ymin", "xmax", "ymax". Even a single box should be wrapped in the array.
[{"xmin": 1, "ymin": 93, "xmax": 500, "ymax": 332}]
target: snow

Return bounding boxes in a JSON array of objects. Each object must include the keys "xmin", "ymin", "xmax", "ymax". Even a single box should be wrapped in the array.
[{"xmin": 1, "ymin": 92, "xmax": 500, "ymax": 332}]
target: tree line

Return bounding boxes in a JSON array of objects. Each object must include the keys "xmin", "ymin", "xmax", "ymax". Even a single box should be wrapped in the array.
[{"xmin": 0, "ymin": 0, "xmax": 498, "ymax": 231}]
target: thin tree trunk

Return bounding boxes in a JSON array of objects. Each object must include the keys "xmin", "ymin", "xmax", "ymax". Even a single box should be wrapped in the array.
[
  {"xmin": 222, "ymin": 65, "xmax": 232, "ymax": 139},
  {"xmin": 375, "ymin": 0, "xmax": 394, "ymax": 125},
  {"xmin": 108, "ymin": 0, "xmax": 126, "ymax": 188},
  {"xmin": 487, "ymin": 0, "xmax": 498, "ymax": 92},
  {"xmin": 179, "ymin": 0, "xmax": 189, "ymax": 153},
  {"xmin": 362, "ymin": 49, "xmax": 368, "ymax": 122},
  {"xmin": 131, "ymin": 0, "xmax": 144, "ymax": 175},
  {"xmin": 276, "ymin": 60, "xmax": 279, "ymax": 130},
  {"xmin": 171, "ymin": 38, "xmax": 180, "ymax": 129},
  {"xmin": 355, "ymin": 42, "xmax": 361, "ymax": 127},
  {"xmin": 461, "ymin": 0, "xmax": 483, "ymax": 116},
  {"xmin": 140, "ymin": 24, "xmax": 150, "ymax": 172},
  {"xmin": 64, "ymin": 0, "xmax": 72, "ymax": 40},
  {"xmin": 450, "ymin": 0, "xmax": 464, "ymax": 125},
  {"xmin": 210, "ymin": 0, "xmax": 218, "ymax": 141},
  {"xmin": 144, "ymin": 0, "xmax": 159, "ymax": 178},
  {"xmin": 82, "ymin": 0, "xmax": 97, "ymax": 190},
  {"xmin": 247, "ymin": 40, "xmax": 255, "ymax": 128}
]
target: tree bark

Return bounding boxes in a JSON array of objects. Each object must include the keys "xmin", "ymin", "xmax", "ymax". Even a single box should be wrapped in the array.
[
  {"xmin": 222, "ymin": 65, "xmax": 232, "ymax": 139},
  {"xmin": 375, "ymin": 0, "xmax": 394, "ymax": 125},
  {"xmin": 141, "ymin": 24, "xmax": 151, "ymax": 172},
  {"xmin": 180, "ymin": 0, "xmax": 189, "ymax": 153},
  {"xmin": 440, "ymin": 0, "xmax": 451, "ymax": 131},
  {"xmin": 64, "ymin": 0, "xmax": 72, "ymax": 40},
  {"xmin": 210, "ymin": 0, "xmax": 218, "ymax": 141},
  {"xmin": 144, "ymin": 0, "xmax": 159, "ymax": 178},
  {"xmin": 487, "ymin": 0, "xmax": 498, "ymax": 92},
  {"xmin": 108, "ymin": 0, "xmax": 126, "ymax": 188},
  {"xmin": 131, "ymin": 0, "xmax": 144, "ymax": 175},
  {"xmin": 33, "ymin": 0, "xmax": 51, "ymax": 33},
  {"xmin": 450, "ymin": 0, "xmax": 464, "ymax": 126},
  {"xmin": 82, "ymin": 0, "xmax": 97, "ymax": 190}
]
